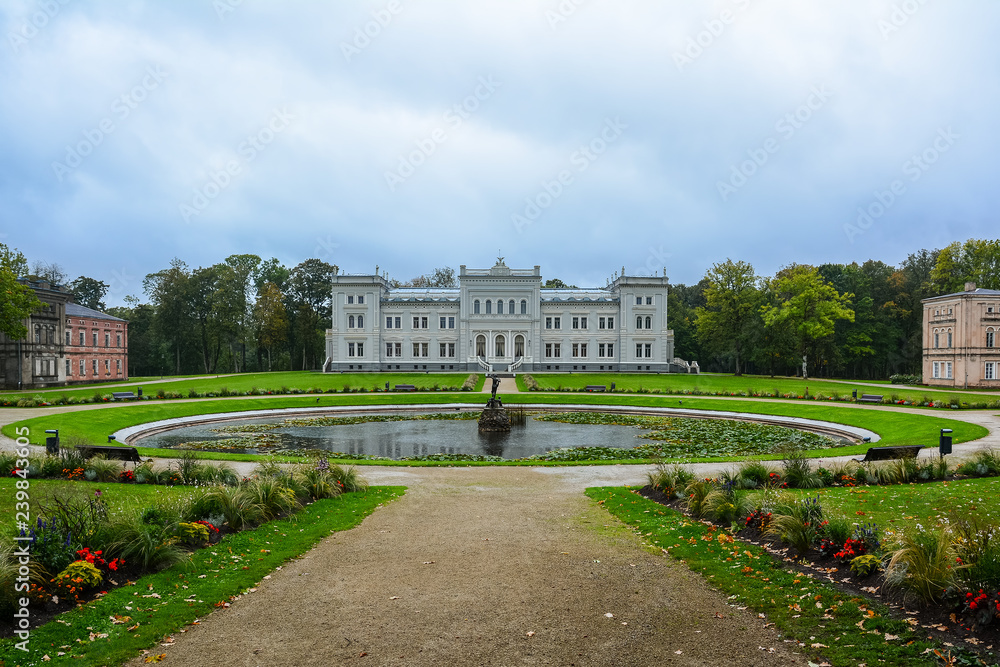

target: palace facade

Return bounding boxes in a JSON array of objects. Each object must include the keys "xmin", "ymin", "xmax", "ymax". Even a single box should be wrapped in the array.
[
  {"xmin": 922, "ymin": 282, "xmax": 1000, "ymax": 388},
  {"xmin": 323, "ymin": 260, "xmax": 697, "ymax": 374}
]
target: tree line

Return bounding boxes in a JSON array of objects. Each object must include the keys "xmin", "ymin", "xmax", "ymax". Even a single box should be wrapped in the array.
[
  {"xmin": 670, "ymin": 238, "xmax": 1000, "ymax": 379},
  {"xmin": 2, "ymin": 239, "xmax": 997, "ymax": 379}
]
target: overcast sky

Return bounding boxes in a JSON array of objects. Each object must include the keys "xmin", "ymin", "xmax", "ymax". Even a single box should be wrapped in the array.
[{"xmin": 1, "ymin": 1, "xmax": 997, "ymax": 303}]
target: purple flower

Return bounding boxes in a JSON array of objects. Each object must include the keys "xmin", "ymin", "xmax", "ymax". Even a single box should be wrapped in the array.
[{"xmin": 94, "ymin": 490, "xmax": 102, "ymax": 498}]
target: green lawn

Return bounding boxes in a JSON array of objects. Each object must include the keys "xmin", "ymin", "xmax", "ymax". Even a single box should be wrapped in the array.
[
  {"xmin": 0, "ymin": 371, "xmax": 483, "ymax": 403},
  {"xmin": 519, "ymin": 372, "xmax": 1000, "ymax": 406},
  {"xmin": 783, "ymin": 476, "xmax": 1000, "ymax": 540},
  {"xmin": 2, "ymin": 394, "xmax": 987, "ymax": 464}
]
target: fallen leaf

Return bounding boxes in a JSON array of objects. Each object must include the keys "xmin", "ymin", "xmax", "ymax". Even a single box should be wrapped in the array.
[
  {"xmin": 389, "ymin": 596, "xmax": 400, "ymax": 600},
  {"xmin": 605, "ymin": 613, "xmax": 614, "ymax": 618},
  {"xmin": 526, "ymin": 631, "xmax": 535, "ymax": 637}
]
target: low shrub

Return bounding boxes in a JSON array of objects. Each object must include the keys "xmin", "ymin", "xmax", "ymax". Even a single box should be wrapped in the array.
[
  {"xmin": 781, "ymin": 450, "xmax": 824, "ymax": 489},
  {"xmin": 647, "ymin": 463, "xmax": 694, "ymax": 499},
  {"xmin": 885, "ymin": 527, "xmax": 956, "ymax": 605},
  {"xmin": 766, "ymin": 495, "xmax": 825, "ymax": 556},
  {"xmin": 956, "ymin": 450, "xmax": 1000, "ymax": 477}
]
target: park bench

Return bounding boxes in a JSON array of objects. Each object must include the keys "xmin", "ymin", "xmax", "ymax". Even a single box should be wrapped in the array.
[
  {"xmin": 75, "ymin": 444, "xmax": 142, "ymax": 464},
  {"xmin": 855, "ymin": 445, "xmax": 922, "ymax": 463},
  {"xmin": 394, "ymin": 384, "xmax": 416, "ymax": 392},
  {"xmin": 858, "ymin": 394, "xmax": 884, "ymax": 403},
  {"xmin": 585, "ymin": 385, "xmax": 606, "ymax": 392},
  {"xmin": 111, "ymin": 391, "xmax": 137, "ymax": 400}
]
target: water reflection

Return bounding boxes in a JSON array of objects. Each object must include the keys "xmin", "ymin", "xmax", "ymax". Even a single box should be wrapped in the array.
[{"xmin": 137, "ymin": 413, "xmax": 654, "ymax": 460}]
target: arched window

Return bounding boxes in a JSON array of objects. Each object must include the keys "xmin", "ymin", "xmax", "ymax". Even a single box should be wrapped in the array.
[
  {"xmin": 988, "ymin": 328, "xmax": 996, "ymax": 348},
  {"xmin": 474, "ymin": 300, "xmax": 480, "ymax": 314},
  {"xmin": 645, "ymin": 316, "xmax": 652, "ymax": 329},
  {"xmin": 495, "ymin": 334, "xmax": 506, "ymax": 357},
  {"xmin": 514, "ymin": 335, "xmax": 525, "ymax": 357},
  {"xmin": 348, "ymin": 315, "xmax": 355, "ymax": 328},
  {"xmin": 947, "ymin": 330, "xmax": 953, "ymax": 348},
  {"xmin": 357, "ymin": 314, "xmax": 364, "ymax": 329},
  {"xmin": 934, "ymin": 330, "xmax": 939, "ymax": 348},
  {"xmin": 509, "ymin": 299, "xmax": 515, "ymax": 314},
  {"xmin": 486, "ymin": 300, "xmax": 492, "ymax": 314},
  {"xmin": 497, "ymin": 300, "xmax": 504, "ymax": 314},
  {"xmin": 520, "ymin": 299, "xmax": 527, "ymax": 314},
  {"xmin": 476, "ymin": 335, "xmax": 486, "ymax": 357},
  {"xmin": 636, "ymin": 316, "xmax": 642, "ymax": 330}
]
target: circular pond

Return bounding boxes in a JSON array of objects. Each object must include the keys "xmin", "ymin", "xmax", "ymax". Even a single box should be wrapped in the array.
[{"xmin": 124, "ymin": 405, "xmax": 867, "ymax": 462}]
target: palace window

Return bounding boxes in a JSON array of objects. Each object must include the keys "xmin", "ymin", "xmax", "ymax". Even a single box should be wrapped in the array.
[
  {"xmin": 645, "ymin": 343, "xmax": 652, "ymax": 358},
  {"xmin": 79, "ymin": 331, "xmax": 84, "ymax": 345},
  {"xmin": 412, "ymin": 316, "xmax": 428, "ymax": 329},
  {"xmin": 646, "ymin": 296, "xmax": 653, "ymax": 305},
  {"xmin": 497, "ymin": 300, "xmax": 504, "ymax": 314},
  {"xmin": 386, "ymin": 317, "xmax": 393, "ymax": 329},
  {"xmin": 448, "ymin": 316, "xmax": 455, "ymax": 328},
  {"xmin": 544, "ymin": 343, "xmax": 561, "ymax": 358},
  {"xmin": 79, "ymin": 360, "xmax": 85, "ymax": 376},
  {"xmin": 509, "ymin": 300, "xmax": 515, "ymax": 314},
  {"xmin": 474, "ymin": 300, "xmax": 481, "ymax": 314},
  {"xmin": 476, "ymin": 335, "xmax": 486, "ymax": 357},
  {"xmin": 495, "ymin": 335, "xmax": 506, "ymax": 357},
  {"xmin": 105, "ymin": 333, "xmax": 110, "ymax": 347},
  {"xmin": 545, "ymin": 317, "xmax": 552, "ymax": 329},
  {"xmin": 572, "ymin": 343, "xmax": 587, "ymax": 358},
  {"xmin": 636, "ymin": 316, "xmax": 642, "ymax": 329},
  {"xmin": 947, "ymin": 331, "xmax": 953, "ymax": 348},
  {"xmin": 358, "ymin": 295, "xmax": 364, "ymax": 304},
  {"xmin": 394, "ymin": 342, "xmax": 401, "ymax": 357},
  {"xmin": 636, "ymin": 296, "xmax": 642, "ymax": 305},
  {"xmin": 116, "ymin": 333, "xmax": 122, "ymax": 347},
  {"xmin": 440, "ymin": 317, "xmax": 447, "ymax": 329},
  {"xmin": 985, "ymin": 362, "xmax": 997, "ymax": 380},
  {"xmin": 348, "ymin": 342, "xmax": 356, "ymax": 357},
  {"xmin": 386, "ymin": 342, "xmax": 394, "ymax": 357},
  {"xmin": 486, "ymin": 300, "xmax": 492, "ymax": 314},
  {"xmin": 116, "ymin": 359, "xmax": 121, "ymax": 373},
  {"xmin": 92, "ymin": 359, "xmax": 98, "ymax": 374},
  {"xmin": 988, "ymin": 330, "xmax": 995, "ymax": 348},
  {"xmin": 520, "ymin": 299, "xmax": 527, "ymax": 314},
  {"xmin": 554, "ymin": 317, "xmax": 560, "ymax": 329},
  {"xmin": 439, "ymin": 343, "xmax": 456, "ymax": 358},
  {"xmin": 65, "ymin": 331, "xmax": 70, "ymax": 345},
  {"xmin": 65, "ymin": 359, "xmax": 71, "ymax": 376},
  {"xmin": 347, "ymin": 295, "xmax": 354, "ymax": 304},
  {"xmin": 598, "ymin": 343, "xmax": 614, "ymax": 358},
  {"xmin": 349, "ymin": 315, "xmax": 355, "ymax": 328},
  {"xmin": 412, "ymin": 343, "xmax": 429, "ymax": 357},
  {"xmin": 636, "ymin": 343, "xmax": 643, "ymax": 358},
  {"xmin": 934, "ymin": 332, "xmax": 939, "ymax": 348},
  {"xmin": 645, "ymin": 316, "xmax": 652, "ymax": 329},
  {"xmin": 93, "ymin": 332, "xmax": 98, "ymax": 346},
  {"xmin": 104, "ymin": 359, "xmax": 110, "ymax": 374},
  {"xmin": 514, "ymin": 335, "xmax": 525, "ymax": 357}
]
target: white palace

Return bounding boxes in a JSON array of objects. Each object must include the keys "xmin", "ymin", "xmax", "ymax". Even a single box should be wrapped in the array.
[{"xmin": 323, "ymin": 259, "xmax": 698, "ymax": 374}]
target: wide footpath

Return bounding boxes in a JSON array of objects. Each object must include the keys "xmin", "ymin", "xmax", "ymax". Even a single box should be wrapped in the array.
[{"xmin": 124, "ymin": 465, "xmax": 806, "ymax": 666}]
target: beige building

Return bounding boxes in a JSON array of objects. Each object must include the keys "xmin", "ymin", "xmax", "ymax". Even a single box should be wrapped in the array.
[{"xmin": 922, "ymin": 282, "xmax": 1000, "ymax": 388}]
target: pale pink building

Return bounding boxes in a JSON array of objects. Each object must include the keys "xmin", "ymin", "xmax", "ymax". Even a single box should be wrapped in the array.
[{"xmin": 922, "ymin": 282, "xmax": 1000, "ymax": 388}]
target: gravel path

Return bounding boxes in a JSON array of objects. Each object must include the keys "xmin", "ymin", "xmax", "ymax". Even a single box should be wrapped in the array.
[{"xmin": 126, "ymin": 466, "xmax": 806, "ymax": 666}]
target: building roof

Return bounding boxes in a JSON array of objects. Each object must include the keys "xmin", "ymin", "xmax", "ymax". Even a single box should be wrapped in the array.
[
  {"xmin": 66, "ymin": 302, "xmax": 126, "ymax": 322},
  {"xmin": 540, "ymin": 289, "xmax": 618, "ymax": 303},
  {"xmin": 923, "ymin": 287, "xmax": 1000, "ymax": 302},
  {"xmin": 383, "ymin": 288, "xmax": 460, "ymax": 302}
]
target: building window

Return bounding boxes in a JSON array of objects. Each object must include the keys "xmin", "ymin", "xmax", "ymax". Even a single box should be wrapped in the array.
[
  {"xmin": 495, "ymin": 334, "xmax": 506, "ymax": 357},
  {"xmin": 599, "ymin": 317, "xmax": 605, "ymax": 329},
  {"xmin": 947, "ymin": 331, "xmax": 953, "ymax": 348},
  {"xmin": 394, "ymin": 317, "xmax": 401, "ymax": 328},
  {"xmin": 545, "ymin": 317, "xmax": 552, "ymax": 329},
  {"xmin": 985, "ymin": 362, "xmax": 996, "ymax": 380},
  {"xmin": 79, "ymin": 360, "xmax": 85, "ymax": 376},
  {"xmin": 448, "ymin": 316, "xmax": 455, "ymax": 328},
  {"xmin": 105, "ymin": 333, "xmax": 110, "ymax": 347},
  {"xmin": 104, "ymin": 359, "xmax": 110, "ymax": 374},
  {"xmin": 520, "ymin": 299, "xmax": 527, "ymax": 314},
  {"xmin": 636, "ymin": 296, "xmax": 642, "ymax": 305},
  {"xmin": 439, "ymin": 343, "xmax": 456, "ymax": 358},
  {"xmin": 358, "ymin": 295, "xmax": 364, "ymax": 304},
  {"xmin": 554, "ymin": 317, "xmax": 561, "ymax": 329},
  {"xmin": 347, "ymin": 295, "xmax": 354, "ymax": 304},
  {"xmin": 394, "ymin": 342, "xmax": 401, "ymax": 357},
  {"xmin": 386, "ymin": 317, "xmax": 393, "ymax": 329},
  {"xmin": 509, "ymin": 299, "xmax": 515, "ymax": 314},
  {"xmin": 93, "ymin": 332, "xmax": 98, "ymax": 346},
  {"xmin": 636, "ymin": 343, "xmax": 643, "ymax": 358},
  {"xmin": 645, "ymin": 343, "xmax": 652, "ymax": 358},
  {"xmin": 946, "ymin": 361, "xmax": 952, "ymax": 379},
  {"xmin": 645, "ymin": 316, "xmax": 652, "ymax": 329},
  {"xmin": 357, "ymin": 315, "xmax": 364, "ymax": 328},
  {"xmin": 486, "ymin": 300, "xmax": 492, "ymax": 314},
  {"xmin": 988, "ymin": 330, "xmax": 995, "ymax": 348},
  {"xmin": 988, "ymin": 306, "xmax": 995, "ymax": 313},
  {"xmin": 646, "ymin": 296, "xmax": 653, "ymax": 305},
  {"xmin": 440, "ymin": 316, "xmax": 447, "ymax": 329},
  {"xmin": 349, "ymin": 315, "xmax": 355, "ymax": 328},
  {"xmin": 116, "ymin": 359, "xmax": 121, "ymax": 373},
  {"xmin": 934, "ymin": 332, "xmax": 939, "ymax": 348},
  {"xmin": 412, "ymin": 316, "xmax": 428, "ymax": 329},
  {"xmin": 348, "ymin": 342, "xmax": 356, "ymax": 357},
  {"xmin": 65, "ymin": 330, "xmax": 71, "ymax": 345},
  {"xmin": 476, "ymin": 335, "xmax": 486, "ymax": 357},
  {"xmin": 412, "ymin": 343, "xmax": 428, "ymax": 357},
  {"xmin": 933, "ymin": 361, "xmax": 940, "ymax": 379},
  {"xmin": 572, "ymin": 343, "xmax": 587, "ymax": 358},
  {"xmin": 79, "ymin": 331, "xmax": 85, "ymax": 346},
  {"xmin": 514, "ymin": 335, "xmax": 525, "ymax": 357},
  {"xmin": 386, "ymin": 342, "xmax": 394, "ymax": 357},
  {"xmin": 474, "ymin": 300, "xmax": 480, "ymax": 314},
  {"xmin": 92, "ymin": 359, "xmax": 98, "ymax": 374},
  {"xmin": 636, "ymin": 316, "xmax": 643, "ymax": 329},
  {"xmin": 572, "ymin": 317, "xmax": 578, "ymax": 329},
  {"xmin": 497, "ymin": 300, "xmax": 504, "ymax": 314},
  {"xmin": 66, "ymin": 359, "xmax": 71, "ymax": 376},
  {"xmin": 116, "ymin": 333, "xmax": 122, "ymax": 347}
]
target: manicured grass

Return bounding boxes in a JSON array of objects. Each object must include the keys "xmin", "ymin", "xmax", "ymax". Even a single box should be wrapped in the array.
[
  {"xmin": 783, "ymin": 476, "xmax": 1000, "ymax": 540},
  {"xmin": 0, "ymin": 479, "xmax": 200, "ymax": 533},
  {"xmin": 2, "ymin": 395, "xmax": 986, "ymax": 465},
  {"xmin": 521, "ymin": 372, "xmax": 1000, "ymax": 405},
  {"xmin": 588, "ymin": 487, "xmax": 957, "ymax": 666},
  {"xmin": 0, "ymin": 371, "xmax": 483, "ymax": 403},
  {"xmin": 0, "ymin": 486, "xmax": 405, "ymax": 666}
]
